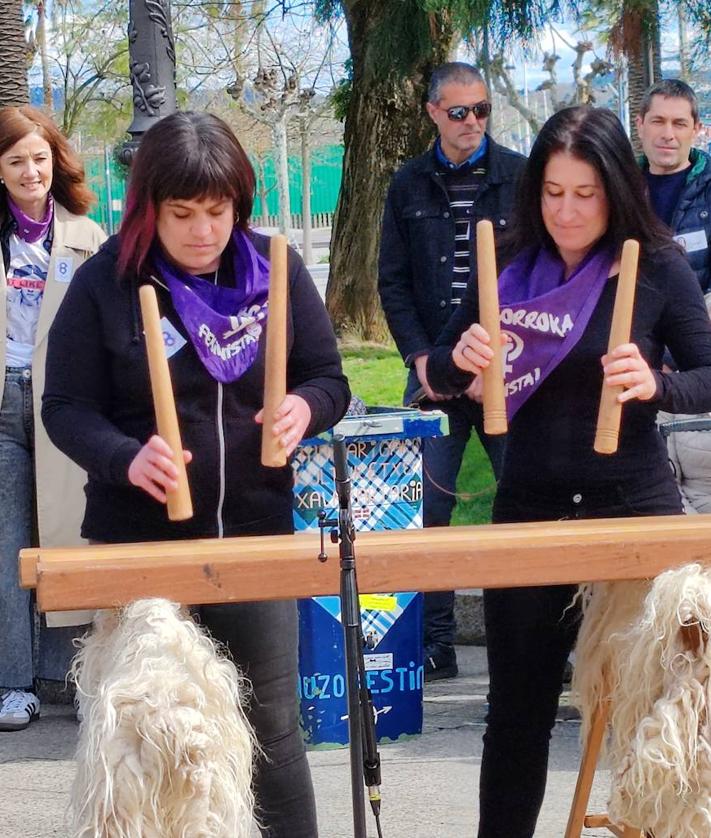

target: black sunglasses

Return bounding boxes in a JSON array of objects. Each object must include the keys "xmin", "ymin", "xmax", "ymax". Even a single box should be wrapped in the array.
[{"xmin": 443, "ymin": 102, "xmax": 492, "ymax": 121}]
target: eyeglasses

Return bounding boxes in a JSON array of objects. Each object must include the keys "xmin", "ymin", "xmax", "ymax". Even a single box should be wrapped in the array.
[{"xmin": 440, "ymin": 102, "xmax": 492, "ymax": 121}]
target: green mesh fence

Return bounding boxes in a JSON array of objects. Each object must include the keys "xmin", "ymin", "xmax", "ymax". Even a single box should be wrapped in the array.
[{"xmin": 82, "ymin": 144, "xmax": 344, "ymax": 232}]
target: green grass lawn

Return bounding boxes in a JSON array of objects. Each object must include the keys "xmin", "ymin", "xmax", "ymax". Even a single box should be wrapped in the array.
[{"xmin": 340, "ymin": 343, "xmax": 496, "ymax": 525}]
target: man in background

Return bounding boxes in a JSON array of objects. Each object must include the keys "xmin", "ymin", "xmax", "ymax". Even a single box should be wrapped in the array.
[
  {"xmin": 378, "ymin": 62, "xmax": 526, "ymax": 680},
  {"xmin": 637, "ymin": 78, "xmax": 711, "ymax": 292}
]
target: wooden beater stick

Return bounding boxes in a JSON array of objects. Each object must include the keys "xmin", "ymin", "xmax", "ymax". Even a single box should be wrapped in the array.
[
  {"xmin": 138, "ymin": 285, "xmax": 193, "ymax": 521},
  {"xmin": 477, "ymin": 219, "xmax": 507, "ymax": 435},
  {"xmin": 261, "ymin": 234, "xmax": 289, "ymax": 467},
  {"xmin": 594, "ymin": 239, "xmax": 640, "ymax": 455}
]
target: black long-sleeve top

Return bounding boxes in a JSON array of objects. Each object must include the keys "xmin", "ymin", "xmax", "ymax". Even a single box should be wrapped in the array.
[
  {"xmin": 428, "ymin": 245, "xmax": 711, "ymax": 493},
  {"xmin": 42, "ymin": 233, "xmax": 351, "ymax": 543}
]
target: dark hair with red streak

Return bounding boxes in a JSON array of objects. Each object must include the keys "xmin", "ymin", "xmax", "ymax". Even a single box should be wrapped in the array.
[
  {"xmin": 118, "ymin": 111, "xmax": 255, "ymax": 278},
  {"xmin": 0, "ymin": 105, "xmax": 95, "ymax": 217}
]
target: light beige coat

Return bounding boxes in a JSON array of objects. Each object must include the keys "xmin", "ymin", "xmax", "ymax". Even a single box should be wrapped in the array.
[{"xmin": 0, "ymin": 203, "xmax": 106, "ymax": 552}]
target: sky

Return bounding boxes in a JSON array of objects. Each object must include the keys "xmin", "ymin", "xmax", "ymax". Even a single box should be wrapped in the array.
[{"xmin": 466, "ymin": 17, "xmax": 704, "ymax": 92}]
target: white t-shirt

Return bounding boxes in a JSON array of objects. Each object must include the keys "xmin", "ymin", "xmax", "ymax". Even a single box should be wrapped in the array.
[{"xmin": 5, "ymin": 233, "xmax": 50, "ymax": 367}]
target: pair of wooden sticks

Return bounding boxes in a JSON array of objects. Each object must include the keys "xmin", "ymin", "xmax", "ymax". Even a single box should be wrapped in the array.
[
  {"xmin": 139, "ymin": 235, "xmax": 289, "ymax": 522},
  {"xmin": 143, "ymin": 224, "xmax": 638, "ymax": 521},
  {"xmin": 476, "ymin": 219, "xmax": 640, "ymax": 455}
]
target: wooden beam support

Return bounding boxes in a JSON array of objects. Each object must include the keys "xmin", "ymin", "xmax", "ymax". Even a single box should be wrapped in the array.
[
  {"xmin": 566, "ymin": 680, "xmax": 610, "ymax": 837},
  {"xmin": 20, "ymin": 514, "xmax": 711, "ymax": 613},
  {"xmin": 584, "ymin": 815, "xmax": 612, "ymax": 828}
]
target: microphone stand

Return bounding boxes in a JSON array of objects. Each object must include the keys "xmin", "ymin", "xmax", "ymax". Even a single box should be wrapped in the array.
[{"xmin": 318, "ymin": 435, "xmax": 383, "ymax": 838}]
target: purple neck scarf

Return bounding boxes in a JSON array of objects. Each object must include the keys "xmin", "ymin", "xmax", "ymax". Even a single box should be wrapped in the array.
[
  {"xmin": 498, "ymin": 244, "xmax": 615, "ymax": 419},
  {"xmin": 8, "ymin": 194, "xmax": 53, "ymax": 243},
  {"xmin": 154, "ymin": 229, "xmax": 271, "ymax": 383}
]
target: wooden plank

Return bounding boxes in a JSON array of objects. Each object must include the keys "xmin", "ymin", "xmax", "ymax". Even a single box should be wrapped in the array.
[
  {"xmin": 19, "ymin": 548, "xmax": 40, "ymax": 589},
  {"xmin": 583, "ymin": 815, "xmax": 612, "ymax": 827},
  {"xmin": 20, "ymin": 514, "xmax": 711, "ymax": 612}
]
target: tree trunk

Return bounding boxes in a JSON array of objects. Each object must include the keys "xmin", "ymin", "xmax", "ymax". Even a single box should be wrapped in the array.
[
  {"xmin": 38, "ymin": 1, "xmax": 52, "ymax": 109},
  {"xmin": 628, "ymin": 53, "xmax": 649, "ymax": 154},
  {"xmin": 300, "ymin": 123, "xmax": 313, "ymax": 265},
  {"xmin": 624, "ymin": 0, "xmax": 661, "ymax": 153},
  {"xmin": 678, "ymin": 6, "xmax": 689, "ymax": 81},
  {"xmin": 0, "ymin": 0, "xmax": 29, "ymax": 107},
  {"xmin": 628, "ymin": 28, "xmax": 661, "ymax": 154},
  {"xmin": 272, "ymin": 116, "xmax": 291, "ymax": 237},
  {"xmin": 326, "ymin": 2, "xmax": 455, "ymax": 340},
  {"xmin": 256, "ymin": 157, "xmax": 269, "ymax": 227}
]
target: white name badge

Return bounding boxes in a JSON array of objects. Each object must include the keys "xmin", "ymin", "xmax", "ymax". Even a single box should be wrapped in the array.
[
  {"xmin": 54, "ymin": 256, "xmax": 74, "ymax": 283},
  {"xmin": 674, "ymin": 229, "xmax": 708, "ymax": 254},
  {"xmin": 160, "ymin": 316, "xmax": 187, "ymax": 359}
]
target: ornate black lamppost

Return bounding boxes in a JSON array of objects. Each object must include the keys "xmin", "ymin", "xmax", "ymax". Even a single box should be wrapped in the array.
[{"xmin": 119, "ymin": 0, "xmax": 177, "ymax": 165}]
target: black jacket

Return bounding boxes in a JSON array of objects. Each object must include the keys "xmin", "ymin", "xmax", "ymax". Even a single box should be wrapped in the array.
[
  {"xmin": 378, "ymin": 137, "xmax": 527, "ymax": 366},
  {"xmin": 428, "ymin": 246, "xmax": 711, "ymax": 492},
  {"xmin": 42, "ymin": 233, "xmax": 350, "ymax": 543},
  {"xmin": 642, "ymin": 147, "xmax": 711, "ymax": 292}
]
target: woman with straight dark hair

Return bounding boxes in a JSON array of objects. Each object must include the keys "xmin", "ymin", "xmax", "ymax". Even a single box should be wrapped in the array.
[
  {"xmin": 428, "ymin": 105, "xmax": 711, "ymax": 837},
  {"xmin": 42, "ymin": 111, "xmax": 350, "ymax": 836},
  {"xmin": 0, "ymin": 105, "xmax": 105, "ymax": 731}
]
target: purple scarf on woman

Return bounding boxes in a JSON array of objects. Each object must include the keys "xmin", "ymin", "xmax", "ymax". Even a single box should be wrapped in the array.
[
  {"xmin": 154, "ymin": 229, "xmax": 271, "ymax": 383},
  {"xmin": 8, "ymin": 194, "xmax": 54, "ymax": 243},
  {"xmin": 498, "ymin": 244, "xmax": 615, "ymax": 419}
]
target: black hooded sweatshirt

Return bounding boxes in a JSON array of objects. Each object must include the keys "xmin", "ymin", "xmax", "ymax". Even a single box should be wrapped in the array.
[{"xmin": 42, "ymin": 232, "xmax": 351, "ymax": 543}]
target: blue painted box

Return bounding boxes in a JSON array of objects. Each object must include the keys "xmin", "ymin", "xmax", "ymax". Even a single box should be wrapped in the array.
[{"xmin": 292, "ymin": 408, "xmax": 448, "ymax": 748}]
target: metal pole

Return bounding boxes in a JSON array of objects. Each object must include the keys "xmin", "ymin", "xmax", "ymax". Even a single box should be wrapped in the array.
[
  {"xmin": 119, "ymin": 0, "xmax": 177, "ymax": 165},
  {"xmin": 104, "ymin": 143, "xmax": 114, "ymax": 235},
  {"xmin": 523, "ymin": 61, "xmax": 531, "ymax": 154},
  {"xmin": 333, "ymin": 439, "xmax": 367, "ymax": 838}
]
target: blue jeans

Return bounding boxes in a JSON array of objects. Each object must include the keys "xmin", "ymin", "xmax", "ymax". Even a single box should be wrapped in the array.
[
  {"xmin": 477, "ymin": 477, "xmax": 682, "ymax": 838},
  {"xmin": 0, "ymin": 368, "xmax": 77, "ymax": 690},
  {"xmin": 198, "ymin": 600, "xmax": 317, "ymax": 837},
  {"xmin": 414, "ymin": 376, "xmax": 505, "ymax": 647}
]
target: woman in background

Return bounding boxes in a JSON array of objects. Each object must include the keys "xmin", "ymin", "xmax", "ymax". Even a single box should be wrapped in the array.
[{"xmin": 0, "ymin": 105, "xmax": 105, "ymax": 731}]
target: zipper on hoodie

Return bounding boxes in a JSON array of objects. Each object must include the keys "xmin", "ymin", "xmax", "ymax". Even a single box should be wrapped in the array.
[
  {"xmin": 216, "ymin": 380, "xmax": 226, "ymax": 538},
  {"xmin": 211, "ymin": 266, "xmax": 226, "ymax": 538}
]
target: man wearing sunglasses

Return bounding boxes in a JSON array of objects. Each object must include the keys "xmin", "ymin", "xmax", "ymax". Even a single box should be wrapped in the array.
[{"xmin": 379, "ymin": 62, "xmax": 526, "ymax": 682}]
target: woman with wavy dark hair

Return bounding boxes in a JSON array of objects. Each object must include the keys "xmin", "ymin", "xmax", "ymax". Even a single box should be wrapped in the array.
[
  {"xmin": 43, "ymin": 111, "xmax": 350, "ymax": 837},
  {"xmin": 428, "ymin": 105, "xmax": 711, "ymax": 837},
  {"xmin": 0, "ymin": 105, "xmax": 105, "ymax": 732}
]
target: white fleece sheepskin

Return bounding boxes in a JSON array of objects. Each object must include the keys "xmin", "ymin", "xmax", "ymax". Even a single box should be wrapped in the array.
[
  {"xmin": 607, "ymin": 564, "xmax": 711, "ymax": 837},
  {"xmin": 70, "ymin": 598, "xmax": 255, "ymax": 838},
  {"xmin": 572, "ymin": 580, "xmax": 651, "ymax": 749},
  {"xmin": 574, "ymin": 565, "xmax": 711, "ymax": 837}
]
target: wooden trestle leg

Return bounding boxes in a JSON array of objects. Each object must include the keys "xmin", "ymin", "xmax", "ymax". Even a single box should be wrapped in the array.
[
  {"xmin": 564, "ymin": 691, "xmax": 611, "ymax": 838},
  {"xmin": 565, "ymin": 674, "xmax": 645, "ymax": 838}
]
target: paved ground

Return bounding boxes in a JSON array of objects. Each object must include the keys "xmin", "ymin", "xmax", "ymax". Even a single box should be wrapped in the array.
[
  {"xmin": 253, "ymin": 224, "xmax": 330, "ymax": 298},
  {"xmin": 0, "ymin": 646, "xmax": 612, "ymax": 838},
  {"xmin": 308, "ymin": 262, "xmax": 329, "ymax": 299}
]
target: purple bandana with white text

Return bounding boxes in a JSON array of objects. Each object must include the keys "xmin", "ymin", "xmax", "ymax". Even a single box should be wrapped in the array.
[
  {"xmin": 155, "ymin": 229, "xmax": 271, "ymax": 383},
  {"xmin": 498, "ymin": 245, "xmax": 614, "ymax": 419}
]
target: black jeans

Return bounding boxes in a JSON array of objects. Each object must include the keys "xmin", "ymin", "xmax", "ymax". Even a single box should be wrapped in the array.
[
  {"xmin": 416, "ymin": 389, "xmax": 505, "ymax": 648},
  {"xmin": 199, "ymin": 600, "xmax": 317, "ymax": 838},
  {"xmin": 477, "ymin": 477, "xmax": 683, "ymax": 838}
]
